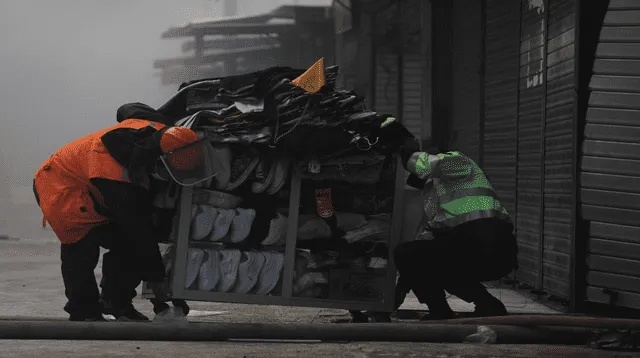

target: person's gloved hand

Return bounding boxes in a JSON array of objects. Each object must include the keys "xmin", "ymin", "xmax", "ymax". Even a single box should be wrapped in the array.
[
  {"xmin": 372, "ymin": 118, "xmax": 420, "ymax": 167},
  {"xmin": 406, "ymin": 173, "xmax": 427, "ymax": 190},
  {"xmin": 400, "ymin": 136, "xmax": 420, "ymax": 169},
  {"xmin": 373, "ymin": 118, "xmax": 413, "ymax": 149}
]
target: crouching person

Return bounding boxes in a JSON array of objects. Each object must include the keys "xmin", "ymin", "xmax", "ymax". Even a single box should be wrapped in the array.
[
  {"xmin": 380, "ymin": 120, "xmax": 519, "ymax": 320},
  {"xmin": 33, "ymin": 103, "xmax": 214, "ymax": 321}
]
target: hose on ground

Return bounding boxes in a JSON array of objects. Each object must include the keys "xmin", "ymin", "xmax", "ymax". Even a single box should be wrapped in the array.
[
  {"xmin": 0, "ymin": 320, "xmax": 596, "ymax": 344},
  {"xmin": 434, "ymin": 315, "xmax": 640, "ymax": 330}
]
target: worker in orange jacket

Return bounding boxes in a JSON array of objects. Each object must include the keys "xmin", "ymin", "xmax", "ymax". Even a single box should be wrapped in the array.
[{"xmin": 33, "ymin": 103, "xmax": 215, "ymax": 321}]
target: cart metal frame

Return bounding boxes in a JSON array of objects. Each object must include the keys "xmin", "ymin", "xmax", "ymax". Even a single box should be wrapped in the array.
[{"xmin": 165, "ymin": 158, "xmax": 406, "ymax": 313}]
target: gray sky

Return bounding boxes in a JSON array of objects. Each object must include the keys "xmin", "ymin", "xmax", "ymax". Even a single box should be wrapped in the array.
[{"xmin": 0, "ymin": 0, "xmax": 330, "ymax": 239}]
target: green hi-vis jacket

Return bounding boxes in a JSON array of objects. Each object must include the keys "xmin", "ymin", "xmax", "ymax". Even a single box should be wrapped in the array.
[{"xmin": 406, "ymin": 151, "xmax": 512, "ymax": 230}]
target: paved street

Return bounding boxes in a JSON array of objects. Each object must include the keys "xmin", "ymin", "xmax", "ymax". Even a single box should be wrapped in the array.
[
  {"xmin": 0, "ymin": 236, "xmax": 558, "ymax": 322},
  {"xmin": 1, "ymin": 340, "xmax": 630, "ymax": 358},
  {"xmin": 0, "ymin": 237, "xmax": 618, "ymax": 358}
]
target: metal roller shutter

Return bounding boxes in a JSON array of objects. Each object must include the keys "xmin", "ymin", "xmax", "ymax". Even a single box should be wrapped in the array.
[
  {"xmin": 400, "ymin": 0, "xmax": 426, "ymax": 143},
  {"xmin": 374, "ymin": 52, "xmax": 424, "ymax": 141},
  {"xmin": 374, "ymin": 52, "xmax": 399, "ymax": 118},
  {"xmin": 403, "ymin": 54, "xmax": 425, "ymax": 143},
  {"xmin": 515, "ymin": 0, "xmax": 546, "ymax": 290},
  {"xmin": 484, "ymin": 0, "xmax": 578, "ymax": 300},
  {"xmin": 541, "ymin": 0, "xmax": 577, "ymax": 300},
  {"xmin": 374, "ymin": 51, "xmax": 426, "ymax": 201},
  {"xmin": 581, "ymin": 0, "xmax": 640, "ymax": 310},
  {"xmin": 482, "ymin": 0, "xmax": 521, "ymax": 242},
  {"xmin": 373, "ymin": 0, "xmax": 424, "ymax": 142}
]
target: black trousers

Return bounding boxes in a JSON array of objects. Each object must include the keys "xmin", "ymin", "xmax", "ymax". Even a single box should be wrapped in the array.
[
  {"xmin": 393, "ymin": 218, "xmax": 518, "ymax": 313},
  {"xmin": 60, "ymin": 223, "xmax": 142, "ymax": 318}
]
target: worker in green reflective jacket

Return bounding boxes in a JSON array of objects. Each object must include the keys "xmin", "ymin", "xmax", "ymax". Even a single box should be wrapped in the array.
[{"xmin": 378, "ymin": 119, "xmax": 519, "ymax": 320}]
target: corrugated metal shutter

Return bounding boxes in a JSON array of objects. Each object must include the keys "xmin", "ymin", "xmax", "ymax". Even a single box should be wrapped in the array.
[
  {"xmin": 374, "ymin": 52, "xmax": 399, "ymax": 117},
  {"xmin": 484, "ymin": 0, "xmax": 578, "ymax": 300},
  {"xmin": 541, "ymin": 0, "xmax": 577, "ymax": 300},
  {"xmin": 516, "ymin": 0, "xmax": 546, "ymax": 288},
  {"xmin": 374, "ymin": 51, "xmax": 426, "ymax": 179},
  {"xmin": 403, "ymin": 54, "xmax": 425, "ymax": 143},
  {"xmin": 483, "ymin": 0, "xmax": 520, "ymax": 236},
  {"xmin": 581, "ymin": 0, "xmax": 640, "ymax": 310},
  {"xmin": 399, "ymin": 0, "xmax": 424, "ymax": 142},
  {"xmin": 517, "ymin": 0, "xmax": 546, "ymax": 290}
]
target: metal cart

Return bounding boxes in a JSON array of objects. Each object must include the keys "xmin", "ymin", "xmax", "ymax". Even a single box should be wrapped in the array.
[{"xmin": 147, "ymin": 156, "xmax": 406, "ymax": 314}]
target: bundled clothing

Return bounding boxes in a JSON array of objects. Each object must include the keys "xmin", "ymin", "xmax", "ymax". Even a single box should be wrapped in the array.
[
  {"xmin": 158, "ymin": 64, "xmax": 388, "ymax": 162},
  {"xmin": 33, "ymin": 103, "xmax": 188, "ymax": 321},
  {"xmin": 394, "ymin": 150, "xmax": 519, "ymax": 319}
]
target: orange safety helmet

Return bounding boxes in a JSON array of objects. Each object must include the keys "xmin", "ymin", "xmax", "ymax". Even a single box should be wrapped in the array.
[{"xmin": 159, "ymin": 127, "xmax": 201, "ymax": 171}]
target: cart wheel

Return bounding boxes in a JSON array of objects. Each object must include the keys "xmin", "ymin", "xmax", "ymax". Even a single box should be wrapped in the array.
[
  {"xmin": 349, "ymin": 310, "xmax": 369, "ymax": 323},
  {"xmin": 370, "ymin": 312, "xmax": 392, "ymax": 323}
]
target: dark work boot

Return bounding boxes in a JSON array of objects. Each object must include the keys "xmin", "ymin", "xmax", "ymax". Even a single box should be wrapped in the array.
[
  {"xmin": 101, "ymin": 299, "xmax": 149, "ymax": 321},
  {"xmin": 370, "ymin": 312, "xmax": 392, "ymax": 323},
  {"xmin": 66, "ymin": 302, "xmax": 107, "ymax": 322},
  {"xmin": 420, "ymin": 307, "xmax": 455, "ymax": 321},
  {"xmin": 349, "ymin": 310, "xmax": 369, "ymax": 323},
  {"xmin": 115, "ymin": 306, "xmax": 150, "ymax": 322},
  {"xmin": 420, "ymin": 297, "xmax": 455, "ymax": 321},
  {"xmin": 473, "ymin": 295, "xmax": 508, "ymax": 317},
  {"xmin": 152, "ymin": 300, "xmax": 171, "ymax": 315},
  {"xmin": 413, "ymin": 286, "xmax": 455, "ymax": 321},
  {"xmin": 69, "ymin": 314, "xmax": 108, "ymax": 322}
]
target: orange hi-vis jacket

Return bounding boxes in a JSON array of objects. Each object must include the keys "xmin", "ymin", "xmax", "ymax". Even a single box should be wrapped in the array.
[{"xmin": 34, "ymin": 119, "xmax": 167, "ymax": 244}]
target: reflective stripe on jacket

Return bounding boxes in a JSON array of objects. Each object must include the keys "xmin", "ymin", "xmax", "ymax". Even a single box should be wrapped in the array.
[
  {"xmin": 406, "ymin": 151, "xmax": 512, "ymax": 230},
  {"xmin": 34, "ymin": 119, "xmax": 167, "ymax": 244}
]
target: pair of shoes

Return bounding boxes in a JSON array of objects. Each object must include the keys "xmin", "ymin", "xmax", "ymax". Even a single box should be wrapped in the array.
[
  {"xmin": 187, "ymin": 248, "xmax": 284, "ymax": 295},
  {"xmin": 251, "ymin": 157, "xmax": 290, "ymax": 195},
  {"xmin": 190, "ymin": 205, "xmax": 256, "ymax": 243}
]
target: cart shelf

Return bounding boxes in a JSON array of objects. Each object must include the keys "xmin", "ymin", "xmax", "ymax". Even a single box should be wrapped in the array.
[{"xmin": 145, "ymin": 156, "xmax": 405, "ymax": 313}]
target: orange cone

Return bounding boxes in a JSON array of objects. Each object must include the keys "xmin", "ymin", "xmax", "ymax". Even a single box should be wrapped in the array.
[{"xmin": 291, "ymin": 57, "xmax": 326, "ymax": 94}]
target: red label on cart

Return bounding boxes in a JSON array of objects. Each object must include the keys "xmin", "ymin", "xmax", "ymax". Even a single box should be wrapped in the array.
[{"xmin": 315, "ymin": 188, "xmax": 334, "ymax": 218}]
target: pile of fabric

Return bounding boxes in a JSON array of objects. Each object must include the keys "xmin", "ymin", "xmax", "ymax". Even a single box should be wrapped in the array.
[
  {"xmin": 298, "ymin": 212, "xmax": 390, "ymax": 267},
  {"xmin": 292, "ymin": 210, "xmax": 391, "ymax": 300},
  {"xmin": 157, "ymin": 58, "xmax": 396, "ymax": 160}
]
